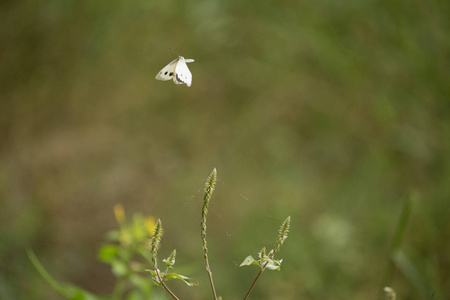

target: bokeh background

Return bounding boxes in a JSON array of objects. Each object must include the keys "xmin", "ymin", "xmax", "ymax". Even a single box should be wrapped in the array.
[{"xmin": 1, "ymin": 0, "xmax": 449, "ymax": 299}]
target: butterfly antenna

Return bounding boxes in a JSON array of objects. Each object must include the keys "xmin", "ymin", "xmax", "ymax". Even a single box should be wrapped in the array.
[{"xmin": 170, "ymin": 48, "xmax": 181, "ymax": 57}]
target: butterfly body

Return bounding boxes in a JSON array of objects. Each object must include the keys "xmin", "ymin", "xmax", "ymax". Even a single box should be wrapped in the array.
[{"xmin": 155, "ymin": 56, "xmax": 194, "ymax": 87}]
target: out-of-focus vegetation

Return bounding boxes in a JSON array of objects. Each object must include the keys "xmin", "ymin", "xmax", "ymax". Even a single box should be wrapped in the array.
[
  {"xmin": 26, "ymin": 206, "xmax": 160, "ymax": 300},
  {"xmin": 0, "ymin": 0, "xmax": 449, "ymax": 299}
]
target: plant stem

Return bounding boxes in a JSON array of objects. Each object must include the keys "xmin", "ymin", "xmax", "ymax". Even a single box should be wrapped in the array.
[
  {"xmin": 155, "ymin": 268, "xmax": 180, "ymax": 300},
  {"xmin": 204, "ymin": 257, "xmax": 218, "ymax": 300},
  {"xmin": 201, "ymin": 169, "xmax": 218, "ymax": 300},
  {"xmin": 161, "ymin": 282, "xmax": 180, "ymax": 300},
  {"xmin": 163, "ymin": 265, "xmax": 170, "ymax": 281},
  {"xmin": 243, "ymin": 261, "xmax": 269, "ymax": 300},
  {"xmin": 379, "ymin": 194, "xmax": 415, "ymax": 300}
]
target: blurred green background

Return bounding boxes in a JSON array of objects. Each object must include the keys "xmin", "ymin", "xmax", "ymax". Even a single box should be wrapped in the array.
[{"xmin": 1, "ymin": 0, "xmax": 449, "ymax": 299}]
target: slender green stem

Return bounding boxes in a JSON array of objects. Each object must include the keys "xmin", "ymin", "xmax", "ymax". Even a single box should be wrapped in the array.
[
  {"xmin": 162, "ymin": 265, "xmax": 170, "ymax": 281},
  {"xmin": 162, "ymin": 282, "xmax": 180, "ymax": 300},
  {"xmin": 243, "ymin": 261, "xmax": 268, "ymax": 300},
  {"xmin": 204, "ymin": 258, "xmax": 218, "ymax": 300},
  {"xmin": 379, "ymin": 194, "xmax": 415, "ymax": 300},
  {"xmin": 154, "ymin": 268, "xmax": 180, "ymax": 300},
  {"xmin": 161, "ymin": 282, "xmax": 180, "ymax": 300},
  {"xmin": 201, "ymin": 168, "xmax": 218, "ymax": 300},
  {"xmin": 243, "ymin": 248, "xmax": 277, "ymax": 300}
]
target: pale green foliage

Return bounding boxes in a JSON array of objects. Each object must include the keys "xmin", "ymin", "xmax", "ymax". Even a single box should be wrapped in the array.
[
  {"xmin": 146, "ymin": 270, "xmax": 198, "ymax": 287},
  {"xmin": 29, "ymin": 170, "xmax": 290, "ymax": 300},
  {"xmin": 163, "ymin": 250, "xmax": 177, "ymax": 268},
  {"xmin": 240, "ymin": 217, "xmax": 290, "ymax": 273},
  {"xmin": 148, "ymin": 219, "xmax": 197, "ymax": 296},
  {"xmin": 29, "ymin": 211, "xmax": 159, "ymax": 300},
  {"xmin": 240, "ymin": 248, "xmax": 283, "ymax": 271},
  {"xmin": 240, "ymin": 216, "xmax": 290, "ymax": 299}
]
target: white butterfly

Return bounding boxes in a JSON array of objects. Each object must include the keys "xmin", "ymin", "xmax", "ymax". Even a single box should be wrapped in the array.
[{"xmin": 155, "ymin": 56, "xmax": 195, "ymax": 87}]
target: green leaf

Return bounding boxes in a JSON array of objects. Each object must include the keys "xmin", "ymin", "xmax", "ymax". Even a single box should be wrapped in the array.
[
  {"xmin": 129, "ymin": 274, "xmax": 146, "ymax": 287},
  {"xmin": 26, "ymin": 249, "xmax": 106, "ymax": 300},
  {"xmin": 131, "ymin": 214, "xmax": 147, "ymax": 242},
  {"xmin": 162, "ymin": 249, "xmax": 176, "ymax": 268},
  {"xmin": 145, "ymin": 269, "xmax": 157, "ymax": 276},
  {"xmin": 151, "ymin": 278, "xmax": 161, "ymax": 286},
  {"xmin": 111, "ymin": 259, "xmax": 128, "ymax": 277},
  {"xmin": 105, "ymin": 230, "xmax": 121, "ymax": 242},
  {"xmin": 391, "ymin": 250, "xmax": 433, "ymax": 300},
  {"xmin": 125, "ymin": 290, "xmax": 141, "ymax": 300},
  {"xmin": 391, "ymin": 194, "xmax": 415, "ymax": 252},
  {"xmin": 97, "ymin": 244, "xmax": 119, "ymax": 263},
  {"xmin": 239, "ymin": 255, "xmax": 260, "ymax": 267},
  {"xmin": 258, "ymin": 247, "xmax": 267, "ymax": 260},
  {"xmin": 164, "ymin": 273, "xmax": 198, "ymax": 286},
  {"xmin": 56, "ymin": 285, "xmax": 104, "ymax": 300},
  {"xmin": 262, "ymin": 258, "xmax": 282, "ymax": 271},
  {"xmin": 145, "ymin": 269, "xmax": 162, "ymax": 286},
  {"xmin": 131, "ymin": 274, "xmax": 153, "ymax": 295},
  {"xmin": 136, "ymin": 246, "xmax": 153, "ymax": 265}
]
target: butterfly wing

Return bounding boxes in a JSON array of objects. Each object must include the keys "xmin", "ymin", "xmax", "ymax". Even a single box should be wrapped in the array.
[
  {"xmin": 173, "ymin": 57, "xmax": 193, "ymax": 87},
  {"xmin": 155, "ymin": 58, "xmax": 179, "ymax": 81}
]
